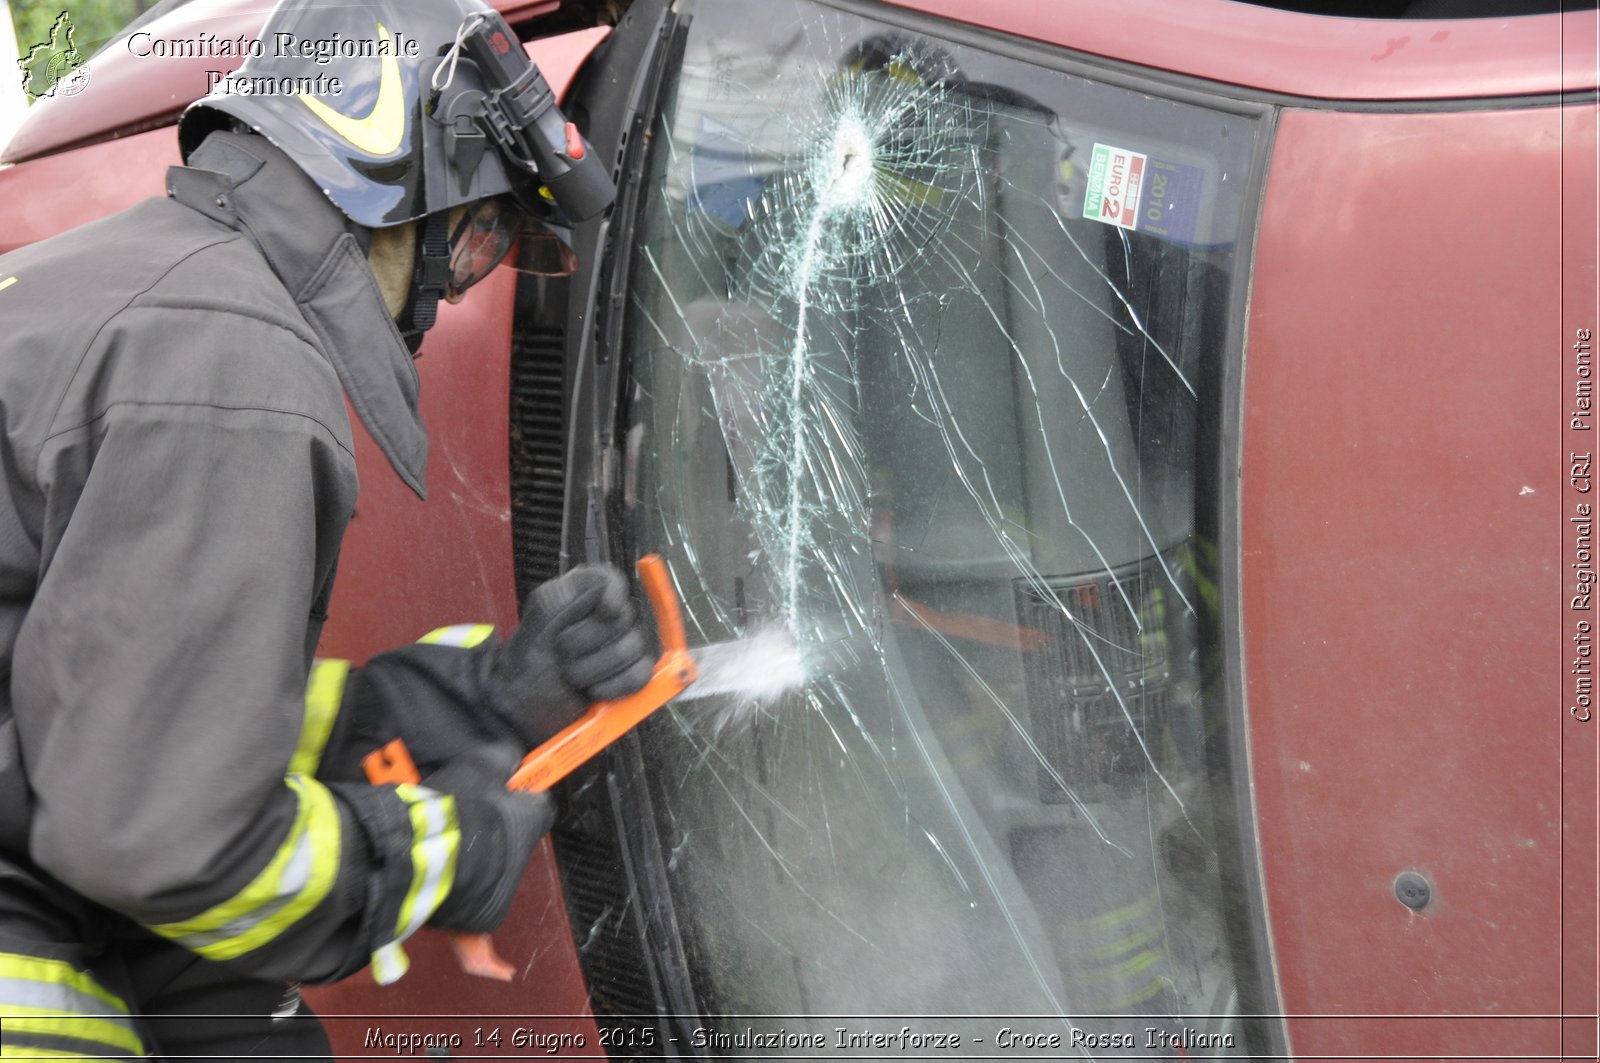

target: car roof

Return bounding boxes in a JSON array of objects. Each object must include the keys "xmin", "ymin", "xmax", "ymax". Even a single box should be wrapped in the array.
[
  {"xmin": 880, "ymin": 0, "xmax": 1595, "ymax": 102},
  {"xmin": 5, "ymin": 0, "xmax": 1592, "ymax": 167}
]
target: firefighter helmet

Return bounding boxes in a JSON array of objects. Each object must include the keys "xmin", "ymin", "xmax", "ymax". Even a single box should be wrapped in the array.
[{"xmin": 178, "ymin": 0, "xmax": 593, "ymax": 229}]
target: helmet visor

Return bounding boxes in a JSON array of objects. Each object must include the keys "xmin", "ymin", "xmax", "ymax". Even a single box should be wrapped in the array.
[{"xmin": 445, "ymin": 196, "xmax": 580, "ymax": 302}]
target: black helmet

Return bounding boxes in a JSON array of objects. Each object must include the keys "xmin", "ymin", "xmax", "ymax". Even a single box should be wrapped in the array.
[{"xmin": 179, "ymin": 0, "xmax": 612, "ymax": 229}]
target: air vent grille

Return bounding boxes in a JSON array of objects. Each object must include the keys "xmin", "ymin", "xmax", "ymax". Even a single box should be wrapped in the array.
[
  {"xmin": 509, "ymin": 325, "xmax": 567, "ymax": 600},
  {"xmin": 1015, "ymin": 560, "xmax": 1177, "ymax": 803}
]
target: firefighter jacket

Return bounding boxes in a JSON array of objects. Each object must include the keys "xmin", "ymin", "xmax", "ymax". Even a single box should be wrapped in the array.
[{"xmin": 0, "ymin": 130, "xmax": 538, "ymax": 1015}]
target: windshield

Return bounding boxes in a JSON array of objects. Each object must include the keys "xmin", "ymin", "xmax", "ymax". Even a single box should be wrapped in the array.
[{"xmin": 611, "ymin": 0, "xmax": 1268, "ymax": 1050}]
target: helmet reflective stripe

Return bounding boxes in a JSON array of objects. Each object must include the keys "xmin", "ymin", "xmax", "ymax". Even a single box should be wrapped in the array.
[
  {"xmin": 292, "ymin": 658, "xmax": 350, "ymax": 776},
  {"xmin": 369, "ymin": 784, "xmax": 460, "ymax": 985},
  {"xmin": 148, "ymin": 776, "xmax": 341, "ymax": 962},
  {"xmin": 417, "ymin": 623, "xmax": 495, "ymax": 648},
  {"xmin": 179, "ymin": 0, "xmax": 537, "ymax": 228},
  {"xmin": 0, "ymin": 953, "xmax": 144, "ymax": 1058},
  {"xmin": 296, "ymin": 25, "xmax": 406, "ymax": 157}
]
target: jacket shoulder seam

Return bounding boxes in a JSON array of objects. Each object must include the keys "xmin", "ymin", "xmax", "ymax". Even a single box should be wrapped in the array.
[
  {"xmin": 125, "ymin": 294, "xmax": 324, "ymax": 351},
  {"xmin": 43, "ymin": 400, "xmax": 356, "ymax": 464},
  {"xmin": 35, "ymin": 232, "xmax": 347, "ymax": 485},
  {"xmin": 39, "ymin": 231, "xmax": 244, "ymax": 462}
]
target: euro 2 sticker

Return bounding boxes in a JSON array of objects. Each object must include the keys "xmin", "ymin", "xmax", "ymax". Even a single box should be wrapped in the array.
[
  {"xmin": 1083, "ymin": 142, "xmax": 1205, "ymax": 244},
  {"xmin": 1083, "ymin": 143, "xmax": 1146, "ymax": 230}
]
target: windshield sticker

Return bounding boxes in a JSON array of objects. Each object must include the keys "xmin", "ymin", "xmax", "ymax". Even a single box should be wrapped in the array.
[
  {"xmin": 1084, "ymin": 142, "xmax": 1147, "ymax": 229},
  {"xmin": 1084, "ymin": 142, "xmax": 1206, "ymax": 244}
]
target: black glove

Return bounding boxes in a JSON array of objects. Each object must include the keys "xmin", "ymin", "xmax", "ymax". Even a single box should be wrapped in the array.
[
  {"xmin": 423, "ymin": 745, "xmax": 554, "ymax": 933},
  {"xmin": 486, "ymin": 564, "xmax": 654, "ymax": 748}
]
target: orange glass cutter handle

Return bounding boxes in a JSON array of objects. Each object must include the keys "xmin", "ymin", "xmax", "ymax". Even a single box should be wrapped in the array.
[
  {"xmin": 505, "ymin": 553, "xmax": 696, "ymax": 793},
  {"xmin": 360, "ymin": 554, "xmax": 693, "ymax": 983}
]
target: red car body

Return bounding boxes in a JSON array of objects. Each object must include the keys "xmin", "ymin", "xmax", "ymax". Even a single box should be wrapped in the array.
[{"xmin": 2, "ymin": 1, "xmax": 1594, "ymax": 1059}]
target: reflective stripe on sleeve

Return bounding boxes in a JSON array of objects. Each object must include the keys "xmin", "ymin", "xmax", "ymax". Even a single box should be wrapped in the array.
[
  {"xmin": 416, "ymin": 624, "xmax": 495, "ymax": 648},
  {"xmin": 0, "ymin": 1047, "xmax": 128, "ymax": 1059},
  {"xmin": 291, "ymin": 658, "xmax": 350, "ymax": 776},
  {"xmin": 147, "ymin": 774, "xmax": 341, "ymax": 961},
  {"xmin": 368, "ymin": 784, "xmax": 459, "ymax": 986},
  {"xmin": 0, "ymin": 953, "xmax": 143, "ymax": 1058}
]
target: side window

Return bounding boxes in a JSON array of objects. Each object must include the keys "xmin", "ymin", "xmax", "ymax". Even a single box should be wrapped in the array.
[{"xmin": 617, "ymin": 0, "xmax": 1269, "ymax": 1049}]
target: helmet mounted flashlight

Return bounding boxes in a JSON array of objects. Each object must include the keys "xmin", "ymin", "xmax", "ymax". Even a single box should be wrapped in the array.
[{"xmin": 429, "ymin": 12, "xmax": 615, "ymax": 223}]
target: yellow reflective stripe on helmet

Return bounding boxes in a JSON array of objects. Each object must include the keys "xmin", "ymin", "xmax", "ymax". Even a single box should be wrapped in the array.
[
  {"xmin": 417, "ymin": 624, "xmax": 495, "ymax": 648},
  {"xmin": 368, "ymin": 785, "xmax": 459, "ymax": 986},
  {"xmin": 291, "ymin": 658, "xmax": 350, "ymax": 776},
  {"xmin": 295, "ymin": 24, "xmax": 406, "ymax": 157},
  {"xmin": 148, "ymin": 775, "xmax": 340, "ymax": 961},
  {"xmin": 1, "ymin": 1008, "xmax": 144, "ymax": 1057}
]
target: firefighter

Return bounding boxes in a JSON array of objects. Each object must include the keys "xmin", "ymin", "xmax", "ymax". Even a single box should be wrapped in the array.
[{"xmin": 0, "ymin": 0, "xmax": 647, "ymax": 1057}]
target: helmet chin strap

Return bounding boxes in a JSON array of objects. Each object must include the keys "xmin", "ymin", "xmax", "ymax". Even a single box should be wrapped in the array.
[{"xmin": 397, "ymin": 212, "xmax": 453, "ymax": 355}]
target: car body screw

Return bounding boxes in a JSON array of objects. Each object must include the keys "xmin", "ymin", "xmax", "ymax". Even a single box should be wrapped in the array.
[{"xmin": 1394, "ymin": 871, "xmax": 1432, "ymax": 910}]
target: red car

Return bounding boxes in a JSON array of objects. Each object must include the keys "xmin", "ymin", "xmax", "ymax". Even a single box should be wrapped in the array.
[{"xmin": 2, "ymin": 0, "xmax": 1595, "ymax": 1059}]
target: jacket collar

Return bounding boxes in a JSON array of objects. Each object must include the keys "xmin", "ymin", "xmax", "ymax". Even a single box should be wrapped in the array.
[{"xmin": 168, "ymin": 131, "xmax": 429, "ymax": 499}]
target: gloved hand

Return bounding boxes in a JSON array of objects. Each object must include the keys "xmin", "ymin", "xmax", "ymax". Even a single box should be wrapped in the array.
[
  {"xmin": 486, "ymin": 564, "xmax": 654, "ymax": 748},
  {"xmin": 424, "ymin": 745, "xmax": 554, "ymax": 933}
]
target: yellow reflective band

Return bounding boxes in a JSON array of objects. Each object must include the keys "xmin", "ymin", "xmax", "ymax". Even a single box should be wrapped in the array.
[
  {"xmin": 368, "ymin": 785, "xmax": 458, "ymax": 986},
  {"xmin": 2, "ymin": 1046, "xmax": 109, "ymax": 1058},
  {"xmin": 0, "ymin": 277, "xmax": 16, "ymax": 294},
  {"xmin": 1084, "ymin": 891, "xmax": 1156, "ymax": 931},
  {"xmin": 883, "ymin": 59, "xmax": 923, "ymax": 85},
  {"xmin": 291, "ymin": 659, "xmax": 349, "ymax": 776},
  {"xmin": 1081, "ymin": 923, "xmax": 1162, "ymax": 963},
  {"xmin": 149, "ymin": 775, "xmax": 340, "ymax": 961},
  {"xmin": 0, "ymin": 955, "xmax": 128, "ymax": 1015},
  {"xmin": 370, "ymin": 940, "xmax": 410, "ymax": 986},
  {"xmin": 2, "ymin": 1008, "xmax": 144, "ymax": 1056},
  {"xmin": 878, "ymin": 170, "xmax": 944, "ymax": 208},
  {"xmin": 416, "ymin": 624, "xmax": 495, "ymax": 648},
  {"xmin": 1084, "ymin": 946, "xmax": 1164, "ymax": 985},
  {"xmin": 296, "ymin": 24, "xmax": 405, "ymax": 157},
  {"xmin": 1094, "ymin": 975, "xmax": 1168, "ymax": 1010},
  {"xmin": 392, "ymin": 784, "xmax": 459, "ymax": 942}
]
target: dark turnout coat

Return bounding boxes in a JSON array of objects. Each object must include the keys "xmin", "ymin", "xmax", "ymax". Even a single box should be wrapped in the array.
[{"xmin": 0, "ymin": 130, "xmax": 526, "ymax": 1055}]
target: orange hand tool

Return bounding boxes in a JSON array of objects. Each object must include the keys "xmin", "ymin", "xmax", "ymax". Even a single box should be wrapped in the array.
[{"xmin": 361, "ymin": 554, "xmax": 697, "ymax": 981}]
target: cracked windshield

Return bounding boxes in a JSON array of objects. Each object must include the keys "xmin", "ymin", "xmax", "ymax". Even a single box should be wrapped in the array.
[{"xmin": 615, "ymin": 0, "xmax": 1263, "ymax": 1052}]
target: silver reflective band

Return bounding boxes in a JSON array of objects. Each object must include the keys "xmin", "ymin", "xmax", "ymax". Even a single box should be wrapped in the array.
[
  {"xmin": 149, "ymin": 775, "xmax": 341, "ymax": 961},
  {"xmin": 369, "ymin": 784, "xmax": 460, "ymax": 985},
  {"xmin": 0, "ymin": 953, "xmax": 144, "ymax": 1057},
  {"xmin": 417, "ymin": 623, "xmax": 495, "ymax": 648}
]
